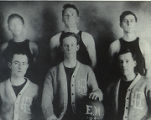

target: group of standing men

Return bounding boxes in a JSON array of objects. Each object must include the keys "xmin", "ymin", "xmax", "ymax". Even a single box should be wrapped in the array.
[{"xmin": 0, "ymin": 3, "xmax": 151, "ymax": 120}]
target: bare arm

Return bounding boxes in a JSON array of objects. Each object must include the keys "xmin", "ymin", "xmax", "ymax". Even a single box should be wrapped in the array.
[
  {"xmin": 29, "ymin": 42, "xmax": 39, "ymax": 62},
  {"xmin": 49, "ymin": 33, "xmax": 61, "ymax": 64},
  {"xmin": 0, "ymin": 42, "xmax": 8, "ymax": 53},
  {"xmin": 139, "ymin": 40, "xmax": 151, "ymax": 78},
  {"xmin": 82, "ymin": 32, "xmax": 97, "ymax": 68},
  {"xmin": 0, "ymin": 42, "xmax": 8, "ymax": 62},
  {"xmin": 108, "ymin": 40, "xmax": 120, "ymax": 63}
]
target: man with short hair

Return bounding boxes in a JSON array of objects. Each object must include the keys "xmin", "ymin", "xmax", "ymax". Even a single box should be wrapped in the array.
[
  {"xmin": 109, "ymin": 11, "xmax": 151, "ymax": 77},
  {"xmin": 42, "ymin": 32, "xmax": 103, "ymax": 120},
  {"xmin": 0, "ymin": 13, "xmax": 39, "ymax": 81},
  {"xmin": 50, "ymin": 3, "xmax": 96, "ymax": 68},
  {"xmin": 108, "ymin": 49, "xmax": 151, "ymax": 120},
  {"xmin": 0, "ymin": 51, "xmax": 39, "ymax": 120}
]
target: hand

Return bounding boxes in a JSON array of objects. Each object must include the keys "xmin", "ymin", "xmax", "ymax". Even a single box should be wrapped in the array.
[
  {"xmin": 47, "ymin": 115, "xmax": 58, "ymax": 120},
  {"xmin": 89, "ymin": 90, "xmax": 103, "ymax": 101}
]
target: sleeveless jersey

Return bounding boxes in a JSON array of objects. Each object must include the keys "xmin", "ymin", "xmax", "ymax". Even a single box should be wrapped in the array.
[
  {"xmin": 119, "ymin": 37, "xmax": 146, "ymax": 76},
  {"xmin": 59, "ymin": 31, "xmax": 91, "ymax": 66},
  {"xmin": 3, "ymin": 39, "xmax": 33, "ymax": 63}
]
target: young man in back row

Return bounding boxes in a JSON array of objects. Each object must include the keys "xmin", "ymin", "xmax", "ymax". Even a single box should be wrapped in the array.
[
  {"xmin": 109, "ymin": 11, "xmax": 151, "ymax": 78},
  {"xmin": 42, "ymin": 32, "xmax": 103, "ymax": 120},
  {"xmin": 0, "ymin": 50, "xmax": 39, "ymax": 120},
  {"xmin": 50, "ymin": 3, "xmax": 97, "ymax": 68}
]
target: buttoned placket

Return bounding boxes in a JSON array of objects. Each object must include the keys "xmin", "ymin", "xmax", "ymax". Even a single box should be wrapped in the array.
[
  {"xmin": 122, "ymin": 74, "xmax": 141, "ymax": 120},
  {"xmin": 14, "ymin": 93, "xmax": 22, "ymax": 120},
  {"xmin": 123, "ymin": 88, "xmax": 131, "ymax": 120},
  {"xmin": 7, "ymin": 79, "xmax": 30, "ymax": 120},
  {"xmin": 71, "ymin": 73, "xmax": 75, "ymax": 112},
  {"xmin": 70, "ymin": 62, "xmax": 79, "ymax": 113}
]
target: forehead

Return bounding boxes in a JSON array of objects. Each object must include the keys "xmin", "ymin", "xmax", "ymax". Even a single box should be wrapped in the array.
[
  {"xmin": 12, "ymin": 54, "xmax": 28, "ymax": 62},
  {"xmin": 64, "ymin": 8, "xmax": 78, "ymax": 15},
  {"xmin": 9, "ymin": 17, "xmax": 23, "ymax": 24},
  {"xmin": 123, "ymin": 14, "xmax": 135, "ymax": 20},
  {"xmin": 63, "ymin": 36, "xmax": 77, "ymax": 44},
  {"xmin": 119, "ymin": 52, "xmax": 134, "ymax": 60}
]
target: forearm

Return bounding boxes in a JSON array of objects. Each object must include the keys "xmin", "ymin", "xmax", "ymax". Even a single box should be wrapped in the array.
[
  {"xmin": 91, "ymin": 56, "xmax": 97, "ymax": 68},
  {"xmin": 46, "ymin": 114, "xmax": 58, "ymax": 120}
]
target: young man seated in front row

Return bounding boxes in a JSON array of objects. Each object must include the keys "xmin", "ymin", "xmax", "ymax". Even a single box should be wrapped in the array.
[
  {"xmin": 0, "ymin": 50, "xmax": 39, "ymax": 120},
  {"xmin": 107, "ymin": 49, "xmax": 151, "ymax": 120},
  {"xmin": 42, "ymin": 32, "xmax": 103, "ymax": 120}
]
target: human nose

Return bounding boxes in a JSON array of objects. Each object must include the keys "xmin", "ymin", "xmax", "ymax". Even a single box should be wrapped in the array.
[
  {"xmin": 66, "ymin": 45, "xmax": 70, "ymax": 50},
  {"xmin": 126, "ymin": 20, "xmax": 131, "ymax": 26},
  {"xmin": 66, "ymin": 14, "xmax": 73, "ymax": 19},
  {"xmin": 17, "ymin": 63, "xmax": 22, "ymax": 69},
  {"xmin": 69, "ymin": 45, "xmax": 72, "ymax": 50},
  {"xmin": 122, "ymin": 61, "xmax": 127, "ymax": 68}
]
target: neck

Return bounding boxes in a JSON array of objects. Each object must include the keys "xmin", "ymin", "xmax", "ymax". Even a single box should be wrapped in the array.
[
  {"xmin": 64, "ymin": 26, "xmax": 79, "ymax": 34},
  {"xmin": 63, "ymin": 58, "xmax": 77, "ymax": 68},
  {"xmin": 10, "ymin": 75, "xmax": 25, "ymax": 86},
  {"xmin": 13, "ymin": 34, "xmax": 25, "ymax": 42},
  {"xmin": 123, "ymin": 32, "xmax": 137, "ymax": 42},
  {"xmin": 123, "ymin": 73, "xmax": 136, "ymax": 82}
]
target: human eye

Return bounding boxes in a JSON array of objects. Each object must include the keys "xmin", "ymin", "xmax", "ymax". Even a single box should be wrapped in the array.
[
  {"xmin": 64, "ymin": 14, "xmax": 68, "ymax": 17},
  {"xmin": 22, "ymin": 62, "xmax": 27, "ymax": 65},
  {"xmin": 126, "ymin": 60, "xmax": 129, "ymax": 63},
  {"xmin": 130, "ymin": 19, "xmax": 135, "ymax": 22},
  {"xmin": 119, "ymin": 60, "xmax": 123, "ymax": 64},
  {"xmin": 71, "ymin": 13, "xmax": 74, "ymax": 16},
  {"xmin": 13, "ymin": 61, "xmax": 19, "ymax": 65},
  {"xmin": 123, "ymin": 19, "xmax": 127, "ymax": 23}
]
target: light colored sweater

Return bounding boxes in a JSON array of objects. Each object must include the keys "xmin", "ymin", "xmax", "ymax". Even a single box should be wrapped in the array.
[{"xmin": 0, "ymin": 78, "xmax": 38, "ymax": 120}]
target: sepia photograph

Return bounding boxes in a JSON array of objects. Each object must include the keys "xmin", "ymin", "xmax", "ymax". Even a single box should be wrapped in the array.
[{"xmin": 0, "ymin": 1, "xmax": 151, "ymax": 120}]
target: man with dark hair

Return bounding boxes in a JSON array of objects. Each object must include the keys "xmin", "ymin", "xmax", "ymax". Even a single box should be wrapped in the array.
[
  {"xmin": 109, "ymin": 10, "xmax": 151, "ymax": 77},
  {"xmin": 50, "ymin": 3, "xmax": 97, "ymax": 68},
  {"xmin": 0, "ymin": 51, "xmax": 39, "ymax": 120},
  {"xmin": 0, "ymin": 13, "xmax": 39, "ymax": 81},
  {"xmin": 62, "ymin": 4, "xmax": 79, "ymax": 16},
  {"xmin": 1, "ymin": 13, "xmax": 38, "ymax": 62},
  {"xmin": 42, "ymin": 33, "xmax": 103, "ymax": 120},
  {"xmin": 108, "ymin": 49, "xmax": 151, "ymax": 120},
  {"xmin": 120, "ymin": 11, "xmax": 137, "ymax": 23},
  {"xmin": 7, "ymin": 13, "xmax": 25, "ymax": 25}
]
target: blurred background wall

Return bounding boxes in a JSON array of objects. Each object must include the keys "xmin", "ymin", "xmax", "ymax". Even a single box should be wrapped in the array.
[{"xmin": 0, "ymin": 1, "xmax": 151, "ymax": 90}]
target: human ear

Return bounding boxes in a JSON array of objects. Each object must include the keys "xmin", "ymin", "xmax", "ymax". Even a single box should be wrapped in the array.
[
  {"xmin": 134, "ymin": 61, "xmax": 137, "ymax": 67},
  {"xmin": 26, "ymin": 63, "xmax": 29, "ymax": 70},
  {"xmin": 8, "ymin": 62, "xmax": 12, "ymax": 69},
  {"xmin": 8, "ymin": 24, "xmax": 11, "ymax": 31},
  {"xmin": 120, "ymin": 22, "xmax": 122, "ymax": 28},
  {"xmin": 77, "ymin": 44, "xmax": 80, "ymax": 51}
]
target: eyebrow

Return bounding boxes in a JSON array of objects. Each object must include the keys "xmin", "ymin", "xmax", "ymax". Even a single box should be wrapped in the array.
[{"xmin": 13, "ymin": 60, "xmax": 27, "ymax": 63}]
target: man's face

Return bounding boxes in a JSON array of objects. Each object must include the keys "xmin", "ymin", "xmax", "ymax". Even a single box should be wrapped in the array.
[
  {"xmin": 62, "ymin": 36, "xmax": 79, "ymax": 58},
  {"xmin": 9, "ymin": 54, "xmax": 29, "ymax": 78},
  {"xmin": 8, "ymin": 17, "xmax": 24, "ymax": 36},
  {"xmin": 120, "ymin": 14, "xmax": 137, "ymax": 33},
  {"xmin": 119, "ymin": 52, "xmax": 136, "ymax": 76},
  {"xmin": 62, "ymin": 8, "xmax": 79, "ymax": 28}
]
